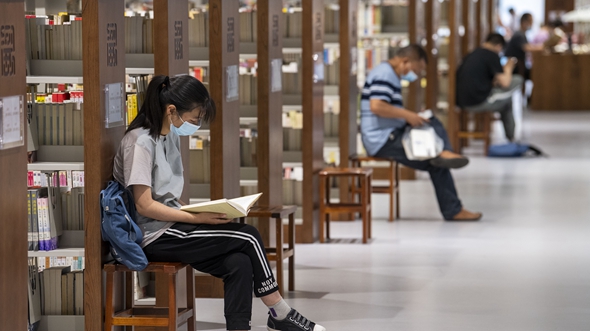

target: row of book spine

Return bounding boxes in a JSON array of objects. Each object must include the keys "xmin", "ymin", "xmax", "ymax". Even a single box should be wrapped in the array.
[
  {"xmin": 32, "ymin": 103, "xmax": 84, "ymax": 146},
  {"xmin": 357, "ymin": 3, "xmax": 409, "ymax": 36},
  {"xmin": 25, "ymin": 16, "xmax": 83, "ymax": 61}
]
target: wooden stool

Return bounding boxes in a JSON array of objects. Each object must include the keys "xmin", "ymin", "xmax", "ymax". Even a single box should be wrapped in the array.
[
  {"xmin": 104, "ymin": 262, "xmax": 195, "ymax": 331},
  {"xmin": 319, "ymin": 167, "xmax": 373, "ymax": 243},
  {"xmin": 239, "ymin": 205, "xmax": 296, "ymax": 295},
  {"xmin": 350, "ymin": 155, "xmax": 400, "ymax": 222},
  {"xmin": 457, "ymin": 110, "xmax": 492, "ymax": 155}
]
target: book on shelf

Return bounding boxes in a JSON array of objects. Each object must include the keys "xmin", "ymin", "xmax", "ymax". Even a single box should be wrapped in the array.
[
  {"xmin": 180, "ymin": 193, "xmax": 263, "ymax": 219},
  {"xmin": 25, "ymin": 15, "xmax": 83, "ymax": 61},
  {"xmin": 39, "ymin": 266, "xmax": 84, "ymax": 316},
  {"xmin": 36, "ymin": 256, "xmax": 85, "ymax": 272},
  {"xmin": 33, "ymin": 102, "xmax": 84, "ymax": 146},
  {"xmin": 188, "ymin": 9, "xmax": 209, "ymax": 47},
  {"xmin": 189, "ymin": 136, "xmax": 211, "ymax": 184},
  {"xmin": 28, "ymin": 259, "xmax": 42, "ymax": 329}
]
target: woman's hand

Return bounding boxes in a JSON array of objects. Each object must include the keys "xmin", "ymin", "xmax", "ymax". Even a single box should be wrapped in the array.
[{"xmin": 188, "ymin": 212, "xmax": 232, "ymax": 224}]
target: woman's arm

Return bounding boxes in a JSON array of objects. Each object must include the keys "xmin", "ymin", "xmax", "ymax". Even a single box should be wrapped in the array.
[{"xmin": 132, "ymin": 185, "xmax": 230, "ymax": 224}]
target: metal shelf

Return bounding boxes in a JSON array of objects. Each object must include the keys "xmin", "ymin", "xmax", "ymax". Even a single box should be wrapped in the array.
[
  {"xmin": 27, "ymin": 162, "xmax": 84, "ymax": 172},
  {"xmin": 26, "ymin": 76, "xmax": 84, "ymax": 84},
  {"xmin": 28, "ymin": 248, "xmax": 85, "ymax": 258}
]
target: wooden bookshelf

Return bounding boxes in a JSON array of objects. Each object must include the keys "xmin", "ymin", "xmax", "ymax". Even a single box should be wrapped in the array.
[
  {"xmin": 425, "ymin": 0, "xmax": 441, "ymax": 112},
  {"xmin": 447, "ymin": 0, "xmax": 463, "ymax": 150},
  {"xmin": 487, "ymin": 0, "xmax": 497, "ymax": 37},
  {"xmin": 209, "ymin": 0, "xmax": 240, "ymax": 201},
  {"xmin": 82, "ymin": 1, "xmax": 127, "ymax": 331},
  {"xmin": 256, "ymin": 0, "xmax": 284, "ymax": 241},
  {"xmin": 408, "ymin": 0, "xmax": 427, "ymax": 112},
  {"xmin": 0, "ymin": 1, "xmax": 28, "ymax": 330},
  {"xmin": 336, "ymin": 0, "xmax": 359, "ymax": 217},
  {"xmin": 476, "ymin": 0, "xmax": 490, "ymax": 45},
  {"xmin": 300, "ymin": 0, "xmax": 324, "ymax": 243},
  {"xmin": 462, "ymin": 0, "xmax": 478, "ymax": 57}
]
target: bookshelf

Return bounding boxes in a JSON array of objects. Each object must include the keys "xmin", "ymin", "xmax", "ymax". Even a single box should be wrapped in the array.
[
  {"xmin": 0, "ymin": 2, "xmax": 28, "ymax": 331},
  {"xmin": 446, "ymin": 0, "xmax": 463, "ymax": 150},
  {"xmin": 82, "ymin": 2, "xmax": 127, "ymax": 331},
  {"xmin": 462, "ymin": 0, "xmax": 478, "ymax": 58},
  {"xmin": 476, "ymin": 0, "xmax": 490, "ymax": 45},
  {"xmin": 300, "ymin": 0, "xmax": 325, "ymax": 243},
  {"xmin": 425, "ymin": 0, "xmax": 441, "ymax": 111},
  {"xmin": 407, "ymin": 0, "xmax": 427, "ymax": 112}
]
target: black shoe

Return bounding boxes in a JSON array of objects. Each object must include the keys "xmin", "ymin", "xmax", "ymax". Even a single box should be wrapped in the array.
[
  {"xmin": 267, "ymin": 309, "xmax": 326, "ymax": 331},
  {"xmin": 429, "ymin": 156, "xmax": 469, "ymax": 169}
]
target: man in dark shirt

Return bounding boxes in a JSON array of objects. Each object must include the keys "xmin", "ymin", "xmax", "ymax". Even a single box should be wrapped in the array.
[
  {"xmin": 456, "ymin": 33, "xmax": 523, "ymax": 141},
  {"xmin": 504, "ymin": 13, "xmax": 544, "ymax": 80}
]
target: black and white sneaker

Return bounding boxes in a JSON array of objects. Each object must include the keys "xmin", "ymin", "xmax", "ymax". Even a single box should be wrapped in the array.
[{"xmin": 267, "ymin": 309, "xmax": 326, "ymax": 331}]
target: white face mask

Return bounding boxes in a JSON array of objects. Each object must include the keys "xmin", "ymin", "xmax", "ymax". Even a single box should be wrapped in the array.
[{"xmin": 170, "ymin": 114, "xmax": 201, "ymax": 136}]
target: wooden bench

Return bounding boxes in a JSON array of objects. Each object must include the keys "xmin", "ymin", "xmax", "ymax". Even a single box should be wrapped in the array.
[
  {"xmin": 350, "ymin": 155, "xmax": 400, "ymax": 222},
  {"xmin": 104, "ymin": 262, "xmax": 195, "ymax": 331},
  {"xmin": 239, "ymin": 205, "xmax": 297, "ymax": 295},
  {"xmin": 319, "ymin": 167, "xmax": 373, "ymax": 243}
]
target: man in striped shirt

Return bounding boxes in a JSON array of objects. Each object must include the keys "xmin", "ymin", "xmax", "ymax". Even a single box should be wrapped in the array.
[{"xmin": 360, "ymin": 45, "xmax": 481, "ymax": 221}]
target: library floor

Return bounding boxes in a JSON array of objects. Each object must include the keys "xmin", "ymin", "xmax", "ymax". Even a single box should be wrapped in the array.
[{"xmin": 195, "ymin": 111, "xmax": 590, "ymax": 331}]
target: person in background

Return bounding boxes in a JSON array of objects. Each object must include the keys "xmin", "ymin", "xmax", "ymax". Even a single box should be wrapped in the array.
[
  {"xmin": 360, "ymin": 45, "xmax": 482, "ymax": 221},
  {"xmin": 113, "ymin": 75, "xmax": 325, "ymax": 331},
  {"xmin": 504, "ymin": 13, "xmax": 545, "ymax": 80},
  {"xmin": 507, "ymin": 8, "xmax": 519, "ymax": 37},
  {"xmin": 456, "ymin": 33, "xmax": 523, "ymax": 142}
]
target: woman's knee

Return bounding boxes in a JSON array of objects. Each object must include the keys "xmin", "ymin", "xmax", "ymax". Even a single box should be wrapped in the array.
[
  {"xmin": 238, "ymin": 223, "xmax": 263, "ymax": 242},
  {"xmin": 223, "ymin": 253, "xmax": 253, "ymax": 278}
]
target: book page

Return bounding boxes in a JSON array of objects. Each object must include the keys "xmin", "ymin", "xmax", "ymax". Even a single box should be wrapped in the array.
[{"xmin": 227, "ymin": 193, "xmax": 263, "ymax": 214}]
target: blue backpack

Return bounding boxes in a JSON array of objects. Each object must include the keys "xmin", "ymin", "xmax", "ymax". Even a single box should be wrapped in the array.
[
  {"xmin": 488, "ymin": 143, "xmax": 545, "ymax": 158},
  {"xmin": 100, "ymin": 181, "xmax": 148, "ymax": 271}
]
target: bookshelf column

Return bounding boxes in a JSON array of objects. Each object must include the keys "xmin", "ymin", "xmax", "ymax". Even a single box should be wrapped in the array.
[
  {"xmin": 408, "ymin": 0, "xmax": 427, "ymax": 112},
  {"xmin": 154, "ymin": 0, "xmax": 190, "ymax": 203},
  {"xmin": 477, "ymin": 0, "xmax": 489, "ymax": 44},
  {"xmin": 487, "ymin": 0, "xmax": 497, "ymax": 37},
  {"xmin": 0, "ymin": 1, "xmax": 28, "ymax": 330},
  {"xmin": 425, "ymin": 0, "xmax": 441, "ymax": 111},
  {"xmin": 209, "ymin": 0, "xmax": 240, "ymax": 201},
  {"xmin": 337, "ymin": 0, "xmax": 358, "ymax": 213},
  {"xmin": 448, "ymin": 0, "xmax": 463, "ymax": 150},
  {"xmin": 82, "ymin": 1, "xmax": 126, "ymax": 331},
  {"xmin": 462, "ymin": 0, "xmax": 478, "ymax": 57},
  {"xmin": 256, "ymin": 0, "xmax": 283, "ymax": 240},
  {"xmin": 300, "ymin": 0, "xmax": 324, "ymax": 243}
]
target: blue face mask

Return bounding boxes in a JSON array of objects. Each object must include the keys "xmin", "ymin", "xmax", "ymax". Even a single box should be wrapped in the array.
[
  {"xmin": 401, "ymin": 70, "xmax": 418, "ymax": 83},
  {"xmin": 170, "ymin": 115, "xmax": 200, "ymax": 136}
]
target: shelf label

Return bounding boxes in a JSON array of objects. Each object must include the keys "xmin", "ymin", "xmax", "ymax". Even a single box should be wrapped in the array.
[
  {"xmin": 104, "ymin": 82, "xmax": 125, "ymax": 128},
  {"xmin": 226, "ymin": 65, "xmax": 239, "ymax": 102},
  {"xmin": 174, "ymin": 20, "xmax": 183, "ymax": 60},
  {"xmin": 0, "ymin": 95, "xmax": 24, "ymax": 150},
  {"xmin": 106, "ymin": 23, "xmax": 118, "ymax": 67},
  {"xmin": 0, "ymin": 24, "xmax": 16, "ymax": 77},
  {"xmin": 315, "ymin": 11, "xmax": 322, "ymax": 42}
]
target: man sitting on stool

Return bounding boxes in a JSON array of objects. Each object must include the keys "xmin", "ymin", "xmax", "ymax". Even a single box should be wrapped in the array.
[
  {"xmin": 456, "ymin": 33, "xmax": 523, "ymax": 142},
  {"xmin": 360, "ymin": 44, "xmax": 481, "ymax": 221}
]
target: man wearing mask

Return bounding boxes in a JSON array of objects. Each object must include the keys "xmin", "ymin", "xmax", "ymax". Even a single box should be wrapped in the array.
[
  {"xmin": 360, "ymin": 45, "xmax": 482, "ymax": 221},
  {"xmin": 504, "ymin": 13, "xmax": 544, "ymax": 80}
]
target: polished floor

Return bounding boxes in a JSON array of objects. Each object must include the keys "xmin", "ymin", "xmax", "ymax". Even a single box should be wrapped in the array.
[{"xmin": 196, "ymin": 111, "xmax": 590, "ymax": 331}]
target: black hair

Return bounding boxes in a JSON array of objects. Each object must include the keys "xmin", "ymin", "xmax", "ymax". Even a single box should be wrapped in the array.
[
  {"xmin": 486, "ymin": 33, "xmax": 506, "ymax": 47},
  {"xmin": 549, "ymin": 19, "xmax": 564, "ymax": 28},
  {"xmin": 508, "ymin": 7, "xmax": 515, "ymax": 14},
  {"xmin": 393, "ymin": 44, "xmax": 428, "ymax": 64},
  {"xmin": 126, "ymin": 75, "xmax": 215, "ymax": 140},
  {"xmin": 520, "ymin": 13, "xmax": 532, "ymax": 25}
]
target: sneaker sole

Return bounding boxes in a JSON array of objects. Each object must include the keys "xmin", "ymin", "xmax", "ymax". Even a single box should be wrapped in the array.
[
  {"xmin": 268, "ymin": 326, "xmax": 326, "ymax": 331},
  {"xmin": 430, "ymin": 157, "xmax": 469, "ymax": 169}
]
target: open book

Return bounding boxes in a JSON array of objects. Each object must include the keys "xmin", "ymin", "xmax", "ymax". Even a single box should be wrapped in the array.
[{"xmin": 180, "ymin": 193, "xmax": 263, "ymax": 219}]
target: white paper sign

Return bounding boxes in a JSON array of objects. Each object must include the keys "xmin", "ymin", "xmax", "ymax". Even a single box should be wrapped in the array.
[
  {"xmin": 226, "ymin": 65, "xmax": 239, "ymax": 102},
  {"xmin": 313, "ymin": 52, "xmax": 324, "ymax": 83},
  {"xmin": 271, "ymin": 58, "xmax": 283, "ymax": 92},
  {"xmin": 0, "ymin": 95, "xmax": 25, "ymax": 150},
  {"xmin": 105, "ymin": 82, "xmax": 125, "ymax": 128}
]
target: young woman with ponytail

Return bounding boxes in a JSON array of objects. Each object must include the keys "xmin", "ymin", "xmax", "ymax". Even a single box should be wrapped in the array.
[{"xmin": 113, "ymin": 75, "xmax": 325, "ymax": 331}]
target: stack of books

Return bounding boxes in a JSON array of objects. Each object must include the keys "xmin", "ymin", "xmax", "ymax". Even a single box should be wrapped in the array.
[{"xmin": 25, "ymin": 15, "xmax": 83, "ymax": 61}]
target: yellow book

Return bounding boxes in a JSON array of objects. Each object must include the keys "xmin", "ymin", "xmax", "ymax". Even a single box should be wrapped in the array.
[{"xmin": 180, "ymin": 193, "xmax": 262, "ymax": 219}]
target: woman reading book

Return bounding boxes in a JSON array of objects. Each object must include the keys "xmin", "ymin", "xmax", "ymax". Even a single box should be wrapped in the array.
[{"xmin": 113, "ymin": 75, "xmax": 325, "ymax": 331}]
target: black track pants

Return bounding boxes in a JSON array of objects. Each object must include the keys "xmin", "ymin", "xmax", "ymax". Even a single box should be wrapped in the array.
[{"xmin": 144, "ymin": 222, "xmax": 279, "ymax": 330}]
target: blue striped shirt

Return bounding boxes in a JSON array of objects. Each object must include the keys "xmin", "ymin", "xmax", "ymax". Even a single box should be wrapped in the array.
[{"xmin": 360, "ymin": 62, "xmax": 407, "ymax": 156}]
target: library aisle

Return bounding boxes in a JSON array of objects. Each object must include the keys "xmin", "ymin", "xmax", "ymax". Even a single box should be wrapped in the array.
[{"xmin": 195, "ymin": 112, "xmax": 590, "ymax": 331}]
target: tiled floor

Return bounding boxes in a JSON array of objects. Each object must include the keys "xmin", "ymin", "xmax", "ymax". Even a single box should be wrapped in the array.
[{"xmin": 196, "ymin": 112, "xmax": 590, "ymax": 331}]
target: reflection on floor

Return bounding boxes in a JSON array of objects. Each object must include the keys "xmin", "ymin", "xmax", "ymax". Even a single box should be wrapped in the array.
[{"xmin": 196, "ymin": 112, "xmax": 590, "ymax": 331}]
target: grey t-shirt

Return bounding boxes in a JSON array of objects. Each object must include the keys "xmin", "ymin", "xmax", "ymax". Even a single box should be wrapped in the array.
[{"xmin": 113, "ymin": 128, "xmax": 184, "ymax": 247}]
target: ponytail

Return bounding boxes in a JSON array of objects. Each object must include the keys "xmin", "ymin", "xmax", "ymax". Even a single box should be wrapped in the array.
[{"xmin": 126, "ymin": 75, "xmax": 216, "ymax": 140}]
